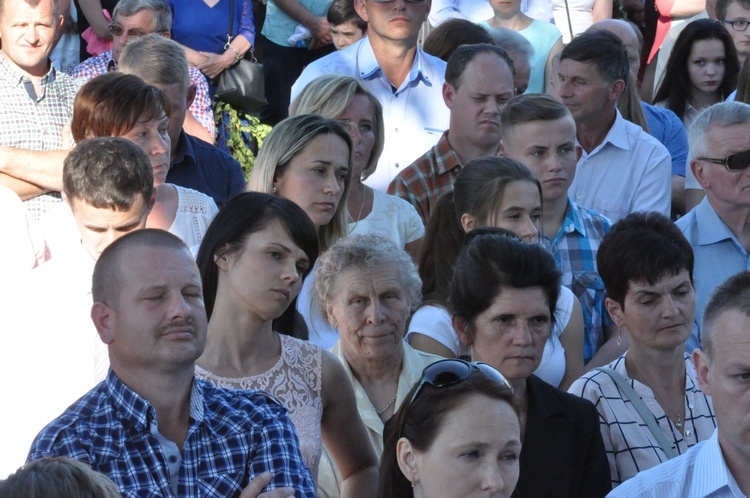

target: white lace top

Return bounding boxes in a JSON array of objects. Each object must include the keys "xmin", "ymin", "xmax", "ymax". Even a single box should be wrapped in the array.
[
  {"xmin": 169, "ymin": 185, "xmax": 219, "ymax": 248},
  {"xmin": 195, "ymin": 334, "xmax": 324, "ymax": 478}
]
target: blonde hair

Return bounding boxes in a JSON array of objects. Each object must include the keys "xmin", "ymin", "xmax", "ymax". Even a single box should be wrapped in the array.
[
  {"xmin": 290, "ymin": 75, "xmax": 384, "ymax": 181},
  {"xmin": 247, "ymin": 114, "xmax": 353, "ymax": 252},
  {"xmin": 617, "ymin": 72, "xmax": 649, "ymax": 133}
]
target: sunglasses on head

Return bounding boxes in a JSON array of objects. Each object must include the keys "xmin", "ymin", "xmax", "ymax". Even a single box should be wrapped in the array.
[
  {"xmin": 398, "ymin": 359, "xmax": 512, "ymax": 437},
  {"xmin": 698, "ymin": 149, "xmax": 750, "ymax": 172}
]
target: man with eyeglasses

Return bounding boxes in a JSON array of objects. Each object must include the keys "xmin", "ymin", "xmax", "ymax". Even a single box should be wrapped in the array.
[
  {"xmin": 72, "ymin": 0, "xmax": 214, "ymax": 142},
  {"xmin": 718, "ymin": 0, "xmax": 750, "ymax": 64},
  {"xmin": 676, "ymin": 101, "xmax": 750, "ymax": 353},
  {"xmin": 290, "ymin": 0, "xmax": 450, "ymax": 192}
]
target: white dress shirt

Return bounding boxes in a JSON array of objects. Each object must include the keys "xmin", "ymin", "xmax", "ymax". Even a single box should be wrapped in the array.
[
  {"xmin": 291, "ymin": 37, "xmax": 450, "ymax": 192},
  {"xmin": 569, "ymin": 110, "xmax": 672, "ymax": 222}
]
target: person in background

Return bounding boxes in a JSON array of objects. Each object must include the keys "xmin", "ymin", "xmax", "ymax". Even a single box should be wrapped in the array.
[
  {"xmin": 378, "ymin": 360, "xmax": 521, "ymax": 498},
  {"xmin": 313, "ymin": 234, "xmax": 441, "ymax": 498},
  {"xmin": 489, "ymin": 27, "xmax": 534, "ymax": 95},
  {"xmin": 500, "ymin": 93, "xmax": 618, "ymax": 369},
  {"xmin": 718, "ymin": 0, "xmax": 750, "ymax": 66},
  {"xmin": 0, "ymin": 457, "xmax": 121, "ymax": 498},
  {"xmin": 290, "ymin": 75, "xmax": 425, "ymax": 261},
  {"xmin": 327, "ymin": 0, "xmax": 366, "ymax": 50},
  {"xmin": 569, "ymin": 212, "xmax": 716, "ymax": 487},
  {"xmin": 451, "ymin": 229, "xmax": 610, "ymax": 497},
  {"xmin": 422, "ymin": 18, "xmax": 495, "ymax": 61}
]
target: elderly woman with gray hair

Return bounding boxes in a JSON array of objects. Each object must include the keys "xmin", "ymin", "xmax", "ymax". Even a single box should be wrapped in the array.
[{"xmin": 313, "ymin": 234, "xmax": 441, "ymax": 498}]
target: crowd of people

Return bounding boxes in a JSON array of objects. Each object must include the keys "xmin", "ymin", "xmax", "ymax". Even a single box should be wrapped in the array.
[{"xmin": 2, "ymin": 0, "xmax": 750, "ymax": 496}]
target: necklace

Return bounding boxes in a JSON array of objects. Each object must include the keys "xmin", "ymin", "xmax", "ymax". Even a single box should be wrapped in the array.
[
  {"xmin": 349, "ymin": 186, "xmax": 369, "ymax": 231},
  {"xmin": 376, "ymin": 390, "xmax": 398, "ymax": 417},
  {"xmin": 651, "ymin": 389, "xmax": 684, "ymax": 428}
]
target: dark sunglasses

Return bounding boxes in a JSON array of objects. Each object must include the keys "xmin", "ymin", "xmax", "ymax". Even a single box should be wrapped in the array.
[
  {"xmin": 398, "ymin": 359, "xmax": 512, "ymax": 437},
  {"xmin": 698, "ymin": 149, "xmax": 750, "ymax": 172}
]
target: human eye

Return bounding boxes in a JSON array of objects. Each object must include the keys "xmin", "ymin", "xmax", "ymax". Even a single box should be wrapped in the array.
[
  {"xmin": 500, "ymin": 450, "xmax": 519, "ymax": 462},
  {"xmin": 529, "ymin": 149, "xmax": 544, "ymax": 158},
  {"xmin": 493, "ymin": 314, "xmax": 514, "ymax": 324},
  {"xmin": 694, "ymin": 59, "xmax": 705, "ymax": 66},
  {"xmin": 143, "ymin": 293, "xmax": 164, "ymax": 301},
  {"xmin": 460, "ymin": 450, "xmax": 480, "ymax": 459},
  {"xmin": 530, "ymin": 315, "xmax": 550, "ymax": 325},
  {"xmin": 296, "ymin": 261, "xmax": 309, "ymax": 274},
  {"xmin": 336, "ymin": 169, "xmax": 349, "ymax": 181},
  {"xmin": 560, "ymin": 145, "xmax": 574, "ymax": 154},
  {"xmin": 360, "ymin": 122, "xmax": 373, "ymax": 132}
]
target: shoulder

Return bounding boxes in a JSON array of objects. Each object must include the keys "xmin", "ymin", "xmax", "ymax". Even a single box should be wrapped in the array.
[
  {"xmin": 188, "ymin": 65, "xmax": 209, "ymax": 87},
  {"xmin": 175, "ymin": 185, "xmax": 219, "ymax": 214},
  {"xmin": 71, "ymin": 54, "xmax": 107, "ymax": 80},
  {"xmin": 675, "ymin": 205, "xmax": 699, "ymax": 232},
  {"xmin": 567, "ymin": 364, "xmax": 620, "ymax": 403},
  {"xmin": 417, "ymin": 48, "xmax": 448, "ymax": 72},
  {"xmin": 199, "ymin": 378, "xmax": 290, "ymax": 425},
  {"xmin": 625, "ymin": 120, "xmax": 671, "ymax": 159},
  {"xmin": 187, "ymin": 134, "xmax": 242, "ymax": 166},
  {"xmin": 531, "ymin": 375, "xmax": 597, "ymax": 416},
  {"xmin": 574, "ymin": 203, "xmax": 613, "ymax": 233}
]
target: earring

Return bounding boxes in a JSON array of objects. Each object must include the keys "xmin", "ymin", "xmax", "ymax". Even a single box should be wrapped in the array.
[
  {"xmin": 272, "ymin": 186, "xmax": 278, "ymax": 194},
  {"xmin": 617, "ymin": 327, "xmax": 622, "ymax": 346}
]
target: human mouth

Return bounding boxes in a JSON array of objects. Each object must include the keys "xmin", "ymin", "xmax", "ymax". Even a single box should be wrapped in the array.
[
  {"xmin": 273, "ymin": 288, "xmax": 291, "ymax": 301},
  {"xmin": 160, "ymin": 321, "xmax": 195, "ymax": 340},
  {"xmin": 317, "ymin": 202, "xmax": 335, "ymax": 211}
]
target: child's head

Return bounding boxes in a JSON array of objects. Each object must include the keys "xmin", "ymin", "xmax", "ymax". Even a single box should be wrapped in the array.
[{"xmin": 327, "ymin": 0, "xmax": 366, "ymax": 50}]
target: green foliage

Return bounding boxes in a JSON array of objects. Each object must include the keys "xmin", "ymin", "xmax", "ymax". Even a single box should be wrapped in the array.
[{"xmin": 214, "ymin": 101, "xmax": 272, "ymax": 180}]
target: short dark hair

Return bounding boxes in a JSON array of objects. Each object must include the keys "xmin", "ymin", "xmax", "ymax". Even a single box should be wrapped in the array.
[
  {"xmin": 450, "ymin": 229, "xmax": 561, "ymax": 340},
  {"xmin": 63, "ymin": 137, "xmax": 154, "ymax": 211},
  {"xmin": 0, "ymin": 457, "xmax": 120, "ymax": 498},
  {"xmin": 717, "ymin": 0, "xmax": 750, "ymax": 22},
  {"xmin": 654, "ymin": 19, "xmax": 739, "ymax": 121},
  {"xmin": 501, "ymin": 93, "xmax": 572, "ymax": 130},
  {"xmin": 196, "ymin": 192, "xmax": 319, "ymax": 320},
  {"xmin": 377, "ymin": 371, "xmax": 519, "ymax": 498},
  {"xmin": 327, "ymin": 0, "xmax": 366, "ymax": 31},
  {"xmin": 445, "ymin": 43, "xmax": 515, "ymax": 89},
  {"xmin": 453, "ymin": 156, "xmax": 541, "ymax": 228},
  {"xmin": 72, "ymin": 72, "xmax": 170, "ymax": 142},
  {"xmin": 701, "ymin": 271, "xmax": 750, "ymax": 357},
  {"xmin": 560, "ymin": 30, "xmax": 629, "ymax": 84},
  {"xmin": 0, "ymin": 0, "xmax": 59, "ymax": 20},
  {"xmin": 93, "ymin": 229, "xmax": 188, "ymax": 306},
  {"xmin": 597, "ymin": 212, "xmax": 694, "ymax": 307},
  {"xmin": 423, "ymin": 19, "xmax": 496, "ymax": 62}
]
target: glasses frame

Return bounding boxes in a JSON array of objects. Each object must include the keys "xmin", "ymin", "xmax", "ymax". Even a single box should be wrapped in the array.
[
  {"xmin": 697, "ymin": 149, "xmax": 750, "ymax": 172},
  {"xmin": 721, "ymin": 19, "xmax": 750, "ymax": 32}
]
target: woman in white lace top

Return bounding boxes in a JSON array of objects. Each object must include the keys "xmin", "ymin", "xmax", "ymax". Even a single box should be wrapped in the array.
[
  {"xmin": 71, "ymin": 72, "xmax": 218, "ymax": 248},
  {"xmin": 194, "ymin": 192, "xmax": 378, "ymax": 495}
]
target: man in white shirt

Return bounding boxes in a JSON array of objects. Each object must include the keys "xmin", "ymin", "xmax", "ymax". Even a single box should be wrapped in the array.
[
  {"xmin": 558, "ymin": 30, "xmax": 672, "ymax": 222},
  {"xmin": 609, "ymin": 271, "xmax": 750, "ymax": 497},
  {"xmin": 291, "ymin": 0, "xmax": 450, "ymax": 191}
]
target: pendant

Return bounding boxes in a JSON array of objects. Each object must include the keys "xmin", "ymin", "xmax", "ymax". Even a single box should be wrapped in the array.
[{"xmin": 676, "ymin": 414, "xmax": 682, "ymax": 428}]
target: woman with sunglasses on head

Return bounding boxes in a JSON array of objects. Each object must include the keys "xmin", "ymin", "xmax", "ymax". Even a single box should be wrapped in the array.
[
  {"xmin": 408, "ymin": 157, "xmax": 585, "ymax": 390},
  {"xmin": 195, "ymin": 192, "xmax": 379, "ymax": 496},
  {"xmin": 378, "ymin": 359, "xmax": 521, "ymax": 498},
  {"xmin": 654, "ymin": 19, "xmax": 739, "ymax": 129},
  {"xmin": 451, "ymin": 229, "xmax": 610, "ymax": 498},
  {"xmin": 313, "ymin": 234, "xmax": 442, "ymax": 498},
  {"xmin": 568, "ymin": 212, "xmax": 716, "ymax": 487}
]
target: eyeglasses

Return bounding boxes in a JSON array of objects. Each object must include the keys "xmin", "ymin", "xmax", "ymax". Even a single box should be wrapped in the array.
[
  {"xmin": 721, "ymin": 19, "xmax": 750, "ymax": 31},
  {"xmin": 697, "ymin": 149, "xmax": 750, "ymax": 172},
  {"xmin": 107, "ymin": 22, "xmax": 149, "ymax": 38},
  {"xmin": 398, "ymin": 359, "xmax": 512, "ymax": 436}
]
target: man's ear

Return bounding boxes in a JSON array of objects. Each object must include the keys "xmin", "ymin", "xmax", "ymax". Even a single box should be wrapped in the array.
[
  {"xmin": 442, "ymin": 82, "xmax": 455, "ymax": 108},
  {"xmin": 452, "ymin": 315, "xmax": 473, "ymax": 346},
  {"xmin": 354, "ymin": 0, "xmax": 369, "ymax": 22},
  {"xmin": 162, "ymin": 31, "xmax": 172, "ymax": 39},
  {"xmin": 693, "ymin": 348, "xmax": 712, "ymax": 394},
  {"xmin": 692, "ymin": 159, "xmax": 711, "ymax": 190},
  {"xmin": 460, "ymin": 213, "xmax": 475, "ymax": 233},
  {"xmin": 609, "ymin": 79, "xmax": 626, "ymax": 101},
  {"xmin": 91, "ymin": 302, "xmax": 116, "ymax": 345},
  {"xmin": 186, "ymin": 84, "xmax": 197, "ymax": 108},
  {"xmin": 576, "ymin": 145, "xmax": 583, "ymax": 161}
]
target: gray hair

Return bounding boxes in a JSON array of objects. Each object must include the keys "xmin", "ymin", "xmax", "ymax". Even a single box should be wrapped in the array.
[
  {"xmin": 113, "ymin": 0, "xmax": 172, "ymax": 33},
  {"xmin": 688, "ymin": 101, "xmax": 750, "ymax": 164},
  {"xmin": 701, "ymin": 271, "xmax": 750, "ymax": 359},
  {"xmin": 314, "ymin": 234, "xmax": 422, "ymax": 317},
  {"xmin": 119, "ymin": 33, "xmax": 190, "ymax": 92},
  {"xmin": 489, "ymin": 27, "xmax": 534, "ymax": 64}
]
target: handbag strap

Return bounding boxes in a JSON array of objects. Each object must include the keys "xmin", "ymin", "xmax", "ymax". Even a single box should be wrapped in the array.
[
  {"xmin": 562, "ymin": 0, "xmax": 574, "ymax": 43},
  {"xmin": 594, "ymin": 367, "xmax": 678, "ymax": 460},
  {"xmin": 226, "ymin": 0, "xmax": 235, "ymax": 45}
]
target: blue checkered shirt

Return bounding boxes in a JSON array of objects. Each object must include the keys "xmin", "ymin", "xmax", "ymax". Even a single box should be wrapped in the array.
[
  {"xmin": 543, "ymin": 199, "xmax": 613, "ymax": 363},
  {"xmin": 28, "ymin": 370, "xmax": 315, "ymax": 498}
]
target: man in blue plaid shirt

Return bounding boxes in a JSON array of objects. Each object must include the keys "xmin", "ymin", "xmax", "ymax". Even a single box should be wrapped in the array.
[{"xmin": 27, "ymin": 229, "xmax": 314, "ymax": 498}]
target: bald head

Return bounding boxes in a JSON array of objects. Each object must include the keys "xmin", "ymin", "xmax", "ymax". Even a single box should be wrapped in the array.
[{"xmin": 588, "ymin": 19, "xmax": 642, "ymax": 76}]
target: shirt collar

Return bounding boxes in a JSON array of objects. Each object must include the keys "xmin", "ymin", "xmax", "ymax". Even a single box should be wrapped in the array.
[
  {"xmin": 104, "ymin": 370, "xmax": 205, "ymax": 431},
  {"xmin": 600, "ymin": 109, "xmax": 630, "ymax": 151},
  {"xmin": 689, "ymin": 430, "xmax": 744, "ymax": 498},
  {"xmin": 357, "ymin": 37, "xmax": 433, "ymax": 91},
  {"xmin": 695, "ymin": 197, "xmax": 745, "ymax": 248},
  {"xmin": 170, "ymin": 130, "xmax": 194, "ymax": 167},
  {"xmin": 0, "ymin": 51, "xmax": 56, "ymax": 88},
  {"xmin": 437, "ymin": 131, "xmax": 465, "ymax": 175}
]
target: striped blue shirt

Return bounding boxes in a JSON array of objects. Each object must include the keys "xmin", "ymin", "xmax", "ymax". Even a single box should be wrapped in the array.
[
  {"xmin": 27, "ymin": 370, "xmax": 315, "ymax": 498},
  {"xmin": 608, "ymin": 429, "xmax": 746, "ymax": 497}
]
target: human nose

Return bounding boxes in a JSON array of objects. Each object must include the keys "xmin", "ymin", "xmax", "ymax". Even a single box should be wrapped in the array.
[
  {"xmin": 661, "ymin": 295, "xmax": 679, "ymax": 318},
  {"xmin": 480, "ymin": 461, "xmax": 505, "ymax": 492},
  {"xmin": 167, "ymin": 292, "xmax": 192, "ymax": 320},
  {"xmin": 558, "ymin": 79, "xmax": 573, "ymax": 99},
  {"xmin": 324, "ymin": 172, "xmax": 342, "ymax": 195},
  {"xmin": 510, "ymin": 322, "xmax": 533, "ymax": 346},
  {"xmin": 282, "ymin": 261, "xmax": 301, "ymax": 284},
  {"xmin": 366, "ymin": 299, "xmax": 386, "ymax": 324},
  {"xmin": 149, "ymin": 133, "xmax": 169, "ymax": 157},
  {"xmin": 517, "ymin": 217, "xmax": 538, "ymax": 242},
  {"xmin": 547, "ymin": 154, "xmax": 564, "ymax": 172}
]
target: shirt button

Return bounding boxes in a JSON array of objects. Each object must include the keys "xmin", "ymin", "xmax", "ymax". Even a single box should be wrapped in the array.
[
  {"xmin": 395, "ymin": 163, "xmax": 400, "ymax": 168},
  {"xmin": 689, "ymin": 404, "xmax": 694, "ymax": 409},
  {"xmin": 168, "ymin": 455, "xmax": 178, "ymax": 463},
  {"xmin": 686, "ymin": 430, "xmax": 692, "ymax": 437}
]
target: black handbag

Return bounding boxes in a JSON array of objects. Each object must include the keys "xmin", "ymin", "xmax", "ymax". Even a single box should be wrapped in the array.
[{"xmin": 215, "ymin": 0, "xmax": 266, "ymax": 112}]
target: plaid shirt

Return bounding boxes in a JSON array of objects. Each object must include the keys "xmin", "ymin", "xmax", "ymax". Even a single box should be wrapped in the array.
[
  {"xmin": 73, "ymin": 50, "xmax": 215, "ymax": 136},
  {"xmin": 543, "ymin": 199, "xmax": 613, "ymax": 364},
  {"xmin": 0, "ymin": 53, "xmax": 80, "ymax": 220},
  {"xmin": 28, "ymin": 370, "xmax": 315, "ymax": 498},
  {"xmin": 387, "ymin": 131, "xmax": 463, "ymax": 225}
]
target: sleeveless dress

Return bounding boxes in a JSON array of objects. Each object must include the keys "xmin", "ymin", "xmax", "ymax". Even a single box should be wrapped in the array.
[{"xmin": 195, "ymin": 334, "xmax": 324, "ymax": 478}]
